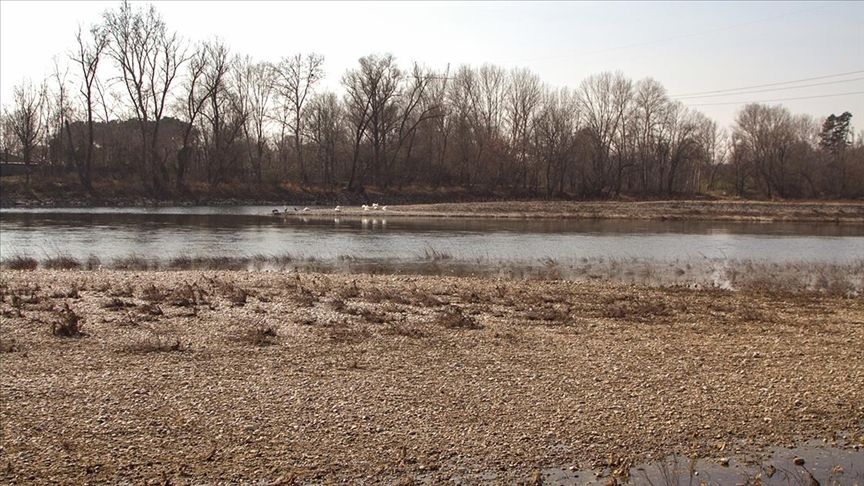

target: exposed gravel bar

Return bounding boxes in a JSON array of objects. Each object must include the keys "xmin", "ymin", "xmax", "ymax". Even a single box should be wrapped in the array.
[
  {"xmin": 1, "ymin": 269, "xmax": 862, "ymax": 484},
  {"xmin": 288, "ymin": 200, "xmax": 864, "ymax": 224}
]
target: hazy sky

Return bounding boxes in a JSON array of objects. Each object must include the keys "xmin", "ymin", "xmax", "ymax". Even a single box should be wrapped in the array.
[{"xmin": 1, "ymin": 0, "xmax": 863, "ymax": 131}]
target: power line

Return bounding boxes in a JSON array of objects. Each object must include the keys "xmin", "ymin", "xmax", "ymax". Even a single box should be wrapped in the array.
[
  {"xmin": 674, "ymin": 77, "xmax": 864, "ymax": 100},
  {"xmin": 670, "ymin": 70, "xmax": 864, "ymax": 97},
  {"xmin": 682, "ymin": 91, "xmax": 864, "ymax": 107}
]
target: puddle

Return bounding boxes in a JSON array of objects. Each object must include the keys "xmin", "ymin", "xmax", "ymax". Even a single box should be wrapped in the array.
[
  {"xmin": 400, "ymin": 441, "xmax": 863, "ymax": 485},
  {"xmin": 539, "ymin": 442, "xmax": 863, "ymax": 485}
]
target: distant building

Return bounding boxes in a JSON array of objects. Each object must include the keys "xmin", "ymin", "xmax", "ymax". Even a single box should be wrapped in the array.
[{"xmin": 0, "ymin": 152, "xmax": 35, "ymax": 177}]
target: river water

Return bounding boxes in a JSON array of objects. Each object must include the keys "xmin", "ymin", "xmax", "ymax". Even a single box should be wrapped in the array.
[{"xmin": 1, "ymin": 206, "xmax": 862, "ymax": 266}]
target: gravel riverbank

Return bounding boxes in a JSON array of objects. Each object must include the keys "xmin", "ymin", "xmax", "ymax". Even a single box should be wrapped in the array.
[
  {"xmin": 292, "ymin": 200, "xmax": 864, "ymax": 224},
  {"xmin": 1, "ymin": 269, "xmax": 862, "ymax": 484}
]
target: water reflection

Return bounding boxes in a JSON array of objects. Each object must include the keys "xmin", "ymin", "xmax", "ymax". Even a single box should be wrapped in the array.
[{"xmin": 1, "ymin": 207, "xmax": 862, "ymax": 264}]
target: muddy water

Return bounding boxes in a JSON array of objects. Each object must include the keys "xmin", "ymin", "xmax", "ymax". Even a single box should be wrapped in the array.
[
  {"xmin": 429, "ymin": 441, "xmax": 864, "ymax": 485},
  {"xmin": 1, "ymin": 206, "xmax": 862, "ymax": 266}
]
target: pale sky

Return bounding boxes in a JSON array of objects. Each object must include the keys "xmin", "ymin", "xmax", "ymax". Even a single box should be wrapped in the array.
[{"xmin": 1, "ymin": 0, "xmax": 863, "ymax": 132}]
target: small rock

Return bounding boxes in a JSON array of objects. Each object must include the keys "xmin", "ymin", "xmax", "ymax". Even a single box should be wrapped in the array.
[{"xmin": 793, "ymin": 456, "xmax": 805, "ymax": 466}]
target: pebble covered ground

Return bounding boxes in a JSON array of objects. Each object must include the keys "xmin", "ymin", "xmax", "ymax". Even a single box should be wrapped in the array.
[{"xmin": 1, "ymin": 269, "xmax": 862, "ymax": 485}]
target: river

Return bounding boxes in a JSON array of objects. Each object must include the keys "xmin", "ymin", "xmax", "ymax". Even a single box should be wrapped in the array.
[{"xmin": 1, "ymin": 206, "xmax": 861, "ymax": 266}]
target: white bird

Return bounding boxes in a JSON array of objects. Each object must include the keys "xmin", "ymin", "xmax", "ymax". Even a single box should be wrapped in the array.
[
  {"xmin": 372, "ymin": 203, "xmax": 379, "ymax": 209},
  {"xmin": 362, "ymin": 205, "xmax": 370, "ymax": 211},
  {"xmin": 303, "ymin": 207, "xmax": 310, "ymax": 212},
  {"xmin": 335, "ymin": 206, "xmax": 342, "ymax": 212},
  {"xmin": 381, "ymin": 206, "xmax": 387, "ymax": 211}
]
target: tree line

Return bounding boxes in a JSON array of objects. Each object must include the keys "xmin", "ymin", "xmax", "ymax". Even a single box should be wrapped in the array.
[{"xmin": 2, "ymin": 1, "xmax": 862, "ymax": 200}]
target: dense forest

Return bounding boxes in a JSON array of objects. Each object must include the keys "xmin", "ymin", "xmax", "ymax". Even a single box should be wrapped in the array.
[{"xmin": 2, "ymin": 1, "xmax": 862, "ymax": 203}]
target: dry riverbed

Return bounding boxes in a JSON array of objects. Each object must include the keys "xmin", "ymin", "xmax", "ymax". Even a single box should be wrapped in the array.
[{"xmin": 1, "ymin": 269, "xmax": 862, "ymax": 485}]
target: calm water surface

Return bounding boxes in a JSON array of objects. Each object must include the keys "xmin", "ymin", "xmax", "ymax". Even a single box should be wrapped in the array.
[{"xmin": 1, "ymin": 206, "xmax": 862, "ymax": 264}]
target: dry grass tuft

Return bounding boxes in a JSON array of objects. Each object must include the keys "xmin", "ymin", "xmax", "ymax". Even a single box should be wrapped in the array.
[
  {"xmin": 85, "ymin": 254, "xmax": 101, "ymax": 270},
  {"xmin": 221, "ymin": 284, "xmax": 250, "ymax": 307},
  {"xmin": 101, "ymin": 297, "xmax": 136, "ymax": 311},
  {"xmin": 292, "ymin": 289, "xmax": 318, "ymax": 307},
  {"xmin": 421, "ymin": 246, "xmax": 452, "ymax": 261},
  {"xmin": 43, "ymin": 255, "xmax": 81, "ymax": 270},
  {"xmin": 3, "ymin": 255, "xmax": 38, "ymax": 271},
  {"xmin": 121, "ymin": 330, "xmax": 187, "ymax": 354},
  {"xmin": 168, "ymin": 283, "xmax": 208, "ymax": 307},
  {"xmin": 109, "ymin": 282, "xmax": 135, "ymax": 298},
  {"xmin": 50, "ymin": 284, "xmax": 81, "ymax": 299},
  {"xmin": 168, "ymin": 255, "xmax": 193, "ymax": 270},
  {"xmin": 112, "ymin": 254, "xmax": 151, "ymax": 270},
  {"xmin": 138, "ymin": 303, "xmax": 164, "ymax": 317},
  {"xmin": 439, "ymin": 305, "xmax": 482, "ymax": 329},
  {"xmin": 51, "ymin": 303, "xmax": 84, "ymax": 337},
  {"xmin": 140, "ymin": 284, "xmax": 167, "ymax": 302},
  {"xmin": 236, "ymin": 325, "xmax": 279, "ymax": 346}
]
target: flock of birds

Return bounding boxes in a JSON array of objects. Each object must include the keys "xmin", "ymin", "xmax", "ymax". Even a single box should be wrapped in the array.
[{"xmin": 271, "ymin": 203, "xmax": 386, "ymax": 214}]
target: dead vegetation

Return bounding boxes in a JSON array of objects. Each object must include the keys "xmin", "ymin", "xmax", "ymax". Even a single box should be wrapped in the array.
[
  {"xmin": 439, "ymin": 304, "xmax": 482, "ymax": 329},
  {"xmin": 120, "ymin": 328, "xmax": 187, "ymax": 354},
  {"xmin": 43, "ymin": 254, "xmax": 82, "ymax": 270},
  {"xmin": 51, "ymin": 302, "xmax": 84, "ymax": 337},
  {"xmin": 232, "ymin": 322, "xmax": 279, "ymax": 347},
  {"xmin": 2, "ymin": 255, "xmax": 38, "ymax": 270}
]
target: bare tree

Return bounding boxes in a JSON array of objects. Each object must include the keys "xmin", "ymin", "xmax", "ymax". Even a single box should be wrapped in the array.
[
  {"xmin": 448, "ymin": 64, "xmax": 481, "ymax": 186},
  {"xmin": 423, "ymin": 67, "xmax": 453, "ymax": 187},
  {"xmin": 505, "ymin": 67, "xmax": 543, "ymax": 191},
  {"xmin": 341, "ymin": 53, "xmax": 401, "ymax": 190},
  {"xmin": 45, "ymin": 57, "xmax": 74, "ymax": 178},
  {"xmin": 448, "ymin": 64, "xmax": 508, "ymax": 188},
  {"xmin": 534, "ymin": 86, "xmax": 578, "ymax": 197},
  {"xmin": 661, "ymin": 102, "xmax": 703, "ymax": 195},
  {"xmin": 306, "ymin": 91, "xmax": 344, "ymax": 187},
  {"xmin": 175, "ymin": 41, "xmax": 213, "ymax": 191},
  {"xmin": 0, "ymin": 112, "xmax": 15, "ymax": 159},
  {"xmin": 275, "ymin": 53, "xmax": 324, "ymax": 185},
  {"xmin": 233, "ymin": 56, "xmax": 277, "ymax": 183},
  {"xmin": 6, "ymin": 79, "xmax": 47, "ymax": 186},
  {"xmin": 102, "ymin": 0, "xmax": 187, "ymax": 192},
  {"xmin": 733, "ymin": 103, "xmax": 800, "ymax": 198},
  {"xmin": 575, "ymin": 71, "xmax": 633, "ymax": 198},
  {"xmin": 68, "ymin": 23, "xmax": 108, "ymax": 192},
  {"xmin": 341, "ymin": 65, "xmax": 373, "ymax": 191},
  {"xmin": 382, "ymin": 62, "xmax": 441, "ymax": 188},
  {"xmin": 696, "ymin": 122, "xmax": 726, "ymax": 193},
  {"xmin": 196, "ymin": 39, "xmax": 237, "ymax": 184},
  {"xmin": 629, "ymin": 77, "xmax": 669, "ymax": 194}
]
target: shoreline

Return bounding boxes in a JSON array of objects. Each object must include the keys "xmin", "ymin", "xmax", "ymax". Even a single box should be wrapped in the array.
[
  {"xmin": 280, "ymin": 200, "xmax": 864, "ymax": 224},
  {"xmin": 6, "ymin": 199, "xmax": 863, "ymax": 224},
  {"xmin": 2, "ymin": 269, "xmax": 862, "ymax": 484}
]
